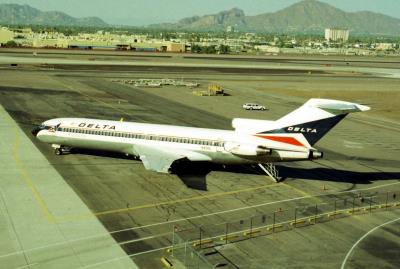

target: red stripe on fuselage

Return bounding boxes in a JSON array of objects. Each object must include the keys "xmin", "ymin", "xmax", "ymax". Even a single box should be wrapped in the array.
[{"xmin": 254, "ymin": 134, "xmax": 304, "ymax": 147}]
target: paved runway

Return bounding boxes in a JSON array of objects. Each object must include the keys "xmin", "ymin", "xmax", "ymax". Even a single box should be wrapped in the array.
[{"xmin": 0, "ymin": 51, "xmax": 399, "ymax": 268}]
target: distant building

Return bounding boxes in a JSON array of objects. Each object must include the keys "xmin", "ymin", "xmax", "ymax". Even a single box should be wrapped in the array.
[
  {"xmin": 226, "ymin": 26, "xmax": 234, "ymax": 33},
  {"xmin": 0, "ymin": 27, "xmax": 14, "ymax": 45},
  {"xmin": 325, "ymin": 28, "xmax": 349, "ymax": 42},
  {"xmin": 375, "ymin": 43, "xmax": 395, "ymax": 50},
  {"xmin": 165, "ymin": 42, "xmax": 185, "ymax": 52},
  {"xmin": 254, "ymin": 45, "xmax": 280, "ymax": 54}
]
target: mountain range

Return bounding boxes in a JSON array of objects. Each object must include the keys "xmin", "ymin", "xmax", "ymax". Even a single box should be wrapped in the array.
[
  {"xmin": 1, "ymin": 1, "xmax": 400, "ymax": 35},
  {"xmin": 151, "ymin": 0, "xmax": 400, "ymax": 35},
  {"xmin": 0, "ymin": 4, "xmax": 107, "ymax": 27}
]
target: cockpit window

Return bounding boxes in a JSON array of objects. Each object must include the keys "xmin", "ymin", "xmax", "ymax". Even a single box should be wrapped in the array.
[{"xmin": 32, "ymin": 124, "xmax": 52, "ymax": 136}]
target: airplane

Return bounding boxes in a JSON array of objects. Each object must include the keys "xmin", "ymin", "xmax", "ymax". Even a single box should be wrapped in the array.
[{"xmin": 31, "ymin": 98, "xmax": 370, "ymax": 181}]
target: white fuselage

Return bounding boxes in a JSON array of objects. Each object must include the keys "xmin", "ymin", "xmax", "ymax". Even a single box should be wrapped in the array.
[{"xmin": 36, "ymin": 118, "xmax": 313, "ymax": 165}]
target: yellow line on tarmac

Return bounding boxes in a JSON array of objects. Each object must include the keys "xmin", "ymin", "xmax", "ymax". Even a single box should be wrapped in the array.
[
  {"xmin": 6, "ymin": 113, "xmax": 55, "ymax": 223},
  {"xmin": 261, "ymin": 171, "xmax": 313, "ymax": 199},
  {"xmin": 283, "ymin": 182, "xmax": 313, "ymax": 198},
  {"xmin": 58, "ymin": 183, "xmax": 283, "ymax": 222}
]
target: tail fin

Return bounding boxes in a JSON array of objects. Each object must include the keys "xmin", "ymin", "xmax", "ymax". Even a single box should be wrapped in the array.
[{"xmin": 259, "ymin": 99, "xmax": 370, "ymax": 146}]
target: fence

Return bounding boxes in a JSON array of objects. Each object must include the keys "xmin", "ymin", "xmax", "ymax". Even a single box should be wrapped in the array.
[{"xmin": 169, "ymin": 190, "xmax": 399, "ymax": 268}]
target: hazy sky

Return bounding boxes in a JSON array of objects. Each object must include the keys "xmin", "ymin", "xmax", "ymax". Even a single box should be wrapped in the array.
[{"xmin": 1, "ymin": 0, "xmax": 399, "ymax": 26}]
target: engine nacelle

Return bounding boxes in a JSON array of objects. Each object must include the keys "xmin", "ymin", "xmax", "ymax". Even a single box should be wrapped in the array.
[
  {"xmin": 309, "ymin": 150, "xmax": 323, "ymax": 160},
  {"xmin": 226, "ymin": 142, "xmax": 272, "ymax": 157}
]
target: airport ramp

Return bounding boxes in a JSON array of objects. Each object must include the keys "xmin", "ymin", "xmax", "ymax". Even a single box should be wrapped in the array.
[{"xmin": 0, "ymin": 105, "xmax": 137, "ymax": 268}]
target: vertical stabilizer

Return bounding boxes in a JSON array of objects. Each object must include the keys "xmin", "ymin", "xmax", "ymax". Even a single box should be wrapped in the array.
[{"xmin": 259, "ymin": 99, "xmax": 370, "ymax": 145}]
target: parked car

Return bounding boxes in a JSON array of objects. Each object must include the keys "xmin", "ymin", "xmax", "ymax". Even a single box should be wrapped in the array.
[{"xmin": 242, "ymin": 103, "xmax": 267, "ymax": 110}]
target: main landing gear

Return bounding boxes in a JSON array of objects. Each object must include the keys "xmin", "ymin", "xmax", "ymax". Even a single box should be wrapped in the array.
[
  {"xmin": 53, "ymin": 145, "xmax": 70, "ymax": 155},
  {"xmin": 258, "ymin": 163, "xmax": 281, "ymax": 182}
]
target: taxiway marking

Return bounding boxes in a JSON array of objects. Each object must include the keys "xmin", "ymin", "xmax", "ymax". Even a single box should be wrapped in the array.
[
  {"xmin": 57, "ymin": 78, "xmax": 131, "ymax": 117},
  {"xmin": 58, "ymin": 183, "xmax": 283, "ymax": 221},
  {"xmin": 1, "ymin": 107, "xmax": 55, "ymax": 223},
  {"xmin": 340, "ymin": 215, "xmax": 400, "ymax": 269},
  {"xmin": 1, "ymin": 181, "xmax": 399, "ymax": 261}
]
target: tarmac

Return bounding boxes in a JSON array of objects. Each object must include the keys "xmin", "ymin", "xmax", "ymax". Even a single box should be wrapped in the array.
[
  {"xmin": 216, "ymin": 210, "xmax": 400, "ymax": 269},
  {"xmin": 0, "ymin": 50, "xmax": 399, "ymax": 268}
]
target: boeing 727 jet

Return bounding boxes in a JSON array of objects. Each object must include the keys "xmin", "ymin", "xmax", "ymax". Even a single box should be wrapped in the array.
[{"xmin": 32, "ymin": 98, "xmax": 369, "ymax": 181}]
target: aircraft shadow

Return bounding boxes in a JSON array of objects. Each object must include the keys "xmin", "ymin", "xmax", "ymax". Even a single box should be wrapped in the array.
[
  {"xmin": 171, "ymin": 161, "xmax": 214, "ymax": 191},
  {"xmin": 277, "ymin": 166, "xmax": 400, "ymax": 184},
  {"xmin": 171, "ymin": 160, "xmax": 275, "ymax": 190},
  {"xmin": 173, "ymin": 162, "xmax": 400, "ymax": 190},
  {"xmin": 65, "ymin": 149, "xmax": 400, "ymax": 189}
]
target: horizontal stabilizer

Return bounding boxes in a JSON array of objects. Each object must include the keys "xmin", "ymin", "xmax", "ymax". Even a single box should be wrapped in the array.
[{"xmin": 316, "ymin": 101, "xmax": 370, "ymax": 114}]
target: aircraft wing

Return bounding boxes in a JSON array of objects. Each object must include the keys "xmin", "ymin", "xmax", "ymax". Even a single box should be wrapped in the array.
[{"xmin": 134, "ymin": 144, "xmax": 211, "ymax": 173}]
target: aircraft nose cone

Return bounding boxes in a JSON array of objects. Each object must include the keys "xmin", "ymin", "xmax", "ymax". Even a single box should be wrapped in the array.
[{"xmin": 31, "ymin": 126, "xmax": 41, "ymax": 137}]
